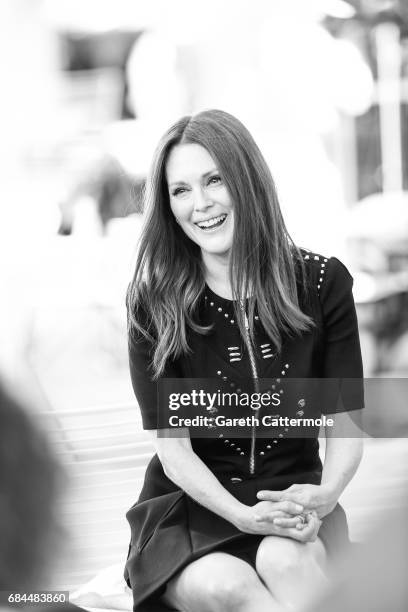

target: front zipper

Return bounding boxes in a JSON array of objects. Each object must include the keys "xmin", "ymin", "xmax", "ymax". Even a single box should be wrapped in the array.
[{"xmin": 240, "ymin": 301, "xmax": 259, "ymax": 475}]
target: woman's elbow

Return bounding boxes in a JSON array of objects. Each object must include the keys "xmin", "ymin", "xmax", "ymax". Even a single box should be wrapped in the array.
[
  {"xmin": 353, "ymin": 436, "xmax": 364, "ymax": 465},
  {"xmin": 161, "ymin": 459, "xmax": 175, "ymax": 481},
  {"xmin": 156, "ymin": 440, "xmax": 193, "ymax": 481}
]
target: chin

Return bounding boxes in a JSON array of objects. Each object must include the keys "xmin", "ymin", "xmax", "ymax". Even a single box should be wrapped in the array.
[{"xmin": 201, "ymin": 243, "xmax": 232, "ymax": 257}]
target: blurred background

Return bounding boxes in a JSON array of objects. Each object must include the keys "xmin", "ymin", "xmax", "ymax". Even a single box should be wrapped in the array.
[{"xmin": 0, "ymin": 0, "xmax": 407, "ymax": 606}]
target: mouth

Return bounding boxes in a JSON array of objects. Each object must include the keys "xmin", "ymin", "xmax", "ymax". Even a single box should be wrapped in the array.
[{"xmin": 195, "ymin": 214, "xmax": 227, "ymax": 231}]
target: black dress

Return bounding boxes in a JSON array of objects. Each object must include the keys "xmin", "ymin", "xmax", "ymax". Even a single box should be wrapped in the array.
[{"xmin": 124, "ymin": 252, "xmax": 364, "ymax": 612}]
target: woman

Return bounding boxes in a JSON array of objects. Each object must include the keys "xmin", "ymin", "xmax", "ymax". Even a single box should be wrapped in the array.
[{"xmin": 124, "ymin": 109, "xmax": 364, "ymax": 612}]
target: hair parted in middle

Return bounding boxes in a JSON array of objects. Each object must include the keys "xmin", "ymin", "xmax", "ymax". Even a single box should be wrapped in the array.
[{"xmin": 127, "ymin": 109, "xmax": 313, "ymax": 379}]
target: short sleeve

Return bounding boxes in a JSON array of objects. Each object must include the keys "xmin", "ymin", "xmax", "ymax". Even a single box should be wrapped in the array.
[
  {"xmin": 319, "ymin": 257, "xmax": 364, "ymax": 412},
  {"xmin": 128, "ymin": 301, "xmax": 181, "ymax": 430}
]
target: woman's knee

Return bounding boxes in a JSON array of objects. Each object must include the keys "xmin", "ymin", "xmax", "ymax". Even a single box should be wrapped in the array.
[
  {"xmin": 164, "ymin": 553, "xmax": 264, "ymax": 612},
  {"xmin": 206, "ymin": 572, "xmax": 262, "ymax": 611},
  {"xmin": 256, "ymin": 536, "xmax": 312, "ymax": 578}
]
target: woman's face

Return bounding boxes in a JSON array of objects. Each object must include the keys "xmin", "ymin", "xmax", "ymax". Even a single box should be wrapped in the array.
[{"xmin": 166, "ymin": 143, "xmax": 234, "ymax": 259}]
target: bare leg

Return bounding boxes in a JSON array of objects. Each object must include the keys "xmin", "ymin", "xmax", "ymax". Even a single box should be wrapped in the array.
[
  {"xmin": 162, "ymin": 551, "xmax": 285, "ymax": 612},
  {"xmin": 256, "ymin": 536, "xmax": 328, "ymax": 611}
]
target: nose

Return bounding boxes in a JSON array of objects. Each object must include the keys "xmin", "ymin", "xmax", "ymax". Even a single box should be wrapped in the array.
[{"xmin": 193, "ymin": 187, "xmax": 213, "ymax": 212}]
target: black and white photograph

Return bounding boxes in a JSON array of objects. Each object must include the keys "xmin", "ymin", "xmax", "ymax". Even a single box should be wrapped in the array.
[{"xmin": 1, "ymin": 1, "xmax": 408, "ymax": 612}]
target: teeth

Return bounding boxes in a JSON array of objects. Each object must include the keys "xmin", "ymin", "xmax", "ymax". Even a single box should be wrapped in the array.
[{"xmin": 197, "ymin": 214, "xmax": 226, "ymax": 229}]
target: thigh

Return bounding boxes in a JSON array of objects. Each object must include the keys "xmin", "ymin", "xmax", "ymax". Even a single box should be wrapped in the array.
[{"xmin": 162, "ymin": 551, "xmax": 264, "ymax": 612}]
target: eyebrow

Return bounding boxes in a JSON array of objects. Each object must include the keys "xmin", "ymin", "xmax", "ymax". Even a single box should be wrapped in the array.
[{"xmin": 168, "ymin": 168, "xmax": 218, "ymax": 188}]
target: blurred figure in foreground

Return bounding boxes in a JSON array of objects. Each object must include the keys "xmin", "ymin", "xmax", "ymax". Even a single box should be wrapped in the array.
[
  {"xmin": 0, "ymin": 381, "xmax": 85, "ymax": 611},
  {"xmin": 311, "ymin": 501, "xmax": 408, "ymax": 612},
  {"xmin": 0, "ymin": 383, "xmax": 63, "ymax": 592}
]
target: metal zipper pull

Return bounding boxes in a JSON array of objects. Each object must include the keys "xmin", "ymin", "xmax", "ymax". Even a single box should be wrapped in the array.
[{"xmin": 240, "ymin": 300, "xmax": 258, "ymax": 475}]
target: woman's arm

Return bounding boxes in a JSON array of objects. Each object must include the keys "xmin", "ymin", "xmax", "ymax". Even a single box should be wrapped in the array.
[
  {"xmin": 149, "ymin": 429, "xmax": 313, "ymax": 539},
  {"xmin": 258, "ymin": 410, "xmax": 364, "ymax": 520},
  {"xmin": 319, "ymin": 409, "xmax": 364, "ymax": 507}
]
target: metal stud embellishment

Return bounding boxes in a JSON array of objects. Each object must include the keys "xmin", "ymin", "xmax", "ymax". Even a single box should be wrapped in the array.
[
  {"xmin": 217, "ymin": 370, "xmax": 230, "ymax": 385},
  {"xmin": 228, "ymin": 346, "xmax": 242, "ymax": 363},
  {"xmin": 261, "ymin": 441, "xmax": 274, "ymax": 455},
  {"xmin": 303, "ymin": 253, "xmax": 330, "ymax": 294},
  {"xmin": 281, "ymin": 363, "xmax": 289, "ymax": 376},
  {"xmin": 221, "ymin": 437, "xmax": 246, "ymax": 456},
  {"xmin": 257, "ymin": 362, "xmax": 291, "ymax": 453},
  {"xmin": 261, "ymin": 343, "xmax": 274, "ymax": 359},
  {"xmin": 205, "ymin": 294, "xmax": 235, "ymax": 325},
  {"xmin": 317, "ymin": 259, "xmax": 327, "ymax": 293},
  {"xmin": 207, "ymin": 418, "xmax": 217, "ymax": 429},
  {"xmin": 298, "ymin": 398, "xmax": 306, "ymax": 408}
]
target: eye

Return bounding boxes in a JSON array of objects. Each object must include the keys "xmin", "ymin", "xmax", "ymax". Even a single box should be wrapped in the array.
[
  {"xmin": 171, "ymin": 186, "xmax": 188, "ymax": 197},
  {"xmin": 208, "ymin": 175, "xmax": 222, "ymax": 186}
]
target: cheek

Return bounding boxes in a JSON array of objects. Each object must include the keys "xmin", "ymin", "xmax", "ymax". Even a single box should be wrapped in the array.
[{"xmin": 170, "ymin": 199, "xmax": 191, "ymax": 223}]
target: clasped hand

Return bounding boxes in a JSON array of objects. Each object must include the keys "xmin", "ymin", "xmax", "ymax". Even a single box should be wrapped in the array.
[
  {"xmin": 256, "ymin": 483, "xmax": 338, "ymax": 520},
  {"xmin": 249, "ymin": 500, "xmax": 321, "ymax": 543},
  {"xmin": 243, "ymin": 483, "xmax": 338, "ymax": 543}
]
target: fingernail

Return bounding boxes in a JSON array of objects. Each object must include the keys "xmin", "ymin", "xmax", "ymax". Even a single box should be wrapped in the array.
[{"xmin": 257, "ymin": 491, "xmax": 265, "ymax": 498}]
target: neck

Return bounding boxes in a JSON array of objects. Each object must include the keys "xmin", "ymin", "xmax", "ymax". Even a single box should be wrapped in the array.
[{"xmin": 201, "ymin": 251, "xmax": 233, "ymax": 299}]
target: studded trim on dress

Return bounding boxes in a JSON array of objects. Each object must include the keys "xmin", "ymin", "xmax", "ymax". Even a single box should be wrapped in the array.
[{"xmin": 303, "ymin": 250, "xmax": 330, "ymax": 294}]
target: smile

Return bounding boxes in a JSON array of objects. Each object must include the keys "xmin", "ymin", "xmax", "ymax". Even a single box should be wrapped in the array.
[{"xmin": 195, "ymin": 214, "xmax": 227, "ymax": 230}]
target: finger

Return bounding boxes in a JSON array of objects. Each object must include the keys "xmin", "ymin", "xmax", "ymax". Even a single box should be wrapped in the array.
[
  {"xmin": 273, "ymin": 517, "xmax": 303, "ymax": 528},
  {"xmin": 279, "ymin": 527, "xmax": 309, "ymax": 542},
  {"xmin": 287, "ymin": 484, "xmax": 302, "ymax": 492},
  {"xmin": 271, "ymin": 510, "xmax": 293, "ymax": 519},
  {"xmin": 254, "ymin": 513, "xmax": 274, "ymax": 523},
  {"xmin": 300, "ymin": 518, "xmax": 320, "ymax": 539},
  {"xmin": 306, "ymin": 512, "xmax": 319, "ymax": 525},
  {"xmin": 257, "ymin": 490, "xmax": 284, "ymax": 502},
  {"xmin": 255, "ymin": 509, "xmax": 300, "ymax": 523},
  {"xmin": 275, "ymin": 501, "xmax": 304, "ymax": 515},
  {"xmin": 294, "ymin": 518, "xmax": 315, "ymax": 535},
  {"xmin": 255, "ymin": 512, "xmax": 284, "ymax": 523}
]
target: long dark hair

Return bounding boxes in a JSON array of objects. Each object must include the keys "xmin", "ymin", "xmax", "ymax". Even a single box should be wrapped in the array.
[{"xmin": 127, "ymin": 109, "xmax": 312, "ymax": 378}]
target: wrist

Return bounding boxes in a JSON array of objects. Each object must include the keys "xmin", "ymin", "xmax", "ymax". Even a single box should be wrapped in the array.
[
  {"xmin": 320, "ymin": 480, "xmax": 341, "ymax": 502},
  {"xmin": 230, "ymin": 503, "xmax": 254, "ymax": 532}
]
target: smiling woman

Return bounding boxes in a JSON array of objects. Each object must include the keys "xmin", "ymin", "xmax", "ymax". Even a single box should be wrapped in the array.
[
  {"xmin": 124, "ymin": 110, "xmax": 364, "ymax": 612},
  {"xmin": 166, "ymin": 143, "xmax": 234, "ymax": 258},
  {"xmin": 127, "ymin": 110, "xmax": 312, "ymax": 379}
]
